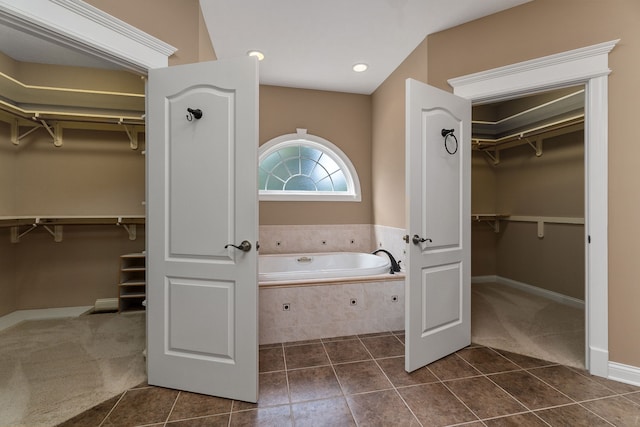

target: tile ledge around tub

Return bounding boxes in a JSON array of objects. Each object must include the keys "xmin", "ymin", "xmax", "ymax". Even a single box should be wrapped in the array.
[{"xmin": 259, "ymin": 272, "xmax": 405, "ymax": 289}]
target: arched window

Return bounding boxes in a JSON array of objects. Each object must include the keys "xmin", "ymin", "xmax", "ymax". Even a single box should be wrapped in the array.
[{"xmin": 258, "ymin": 129, "xmax": 361, "ymax": 201}]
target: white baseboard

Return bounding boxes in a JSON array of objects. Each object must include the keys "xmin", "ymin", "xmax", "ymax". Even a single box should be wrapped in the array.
[
  {"xmin": 0, "ymin": 306, "xmax": 93, "ymax": 332},
  {"xmin": 94, "ymin": 298, "xmax": 119, "ymax": 312},
  {"xmin": 472, "ymin": 275, "xmax": 585, "ymax": 309},
  {"xmin": 608, "ymin": 361, "xmax": 640, "ymax": 387},
  {"xmin": 471, "ymin": 275, "xmax": 498, "ymax": 283}
]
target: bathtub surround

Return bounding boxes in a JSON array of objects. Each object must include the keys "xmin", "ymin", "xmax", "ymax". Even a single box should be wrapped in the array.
[
  {"xmin": 259, "ymin": 224, "xmax": 373, "ymax": 254},
  {"xmin": 259, "ymin": 224, "xmax": 407, "ymax": 268},
  {"xmin": 373, "ymin": 224, "xmax": 407, "ymax": 269},
  {"xmin": 260, "ymin": 277, "xmax": 404, "ymax": 344},
  {"xmin": 257, "ymin": 224, "xmax": 407, "ymax": 344}
]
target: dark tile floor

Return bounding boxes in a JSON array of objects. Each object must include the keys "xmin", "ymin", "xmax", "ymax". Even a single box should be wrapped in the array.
[{"xmin": 59, "ymin": 331, "xmax": 640, "ymax": 427}]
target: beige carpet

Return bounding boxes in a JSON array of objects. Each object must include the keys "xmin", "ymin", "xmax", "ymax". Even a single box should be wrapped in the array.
[
  {"xmin": 0, "ymin": 312, "xmax": 146, "ymax": 427},
  {"xmin": 472, "ymin": 282, "xmax": 585, "ymax": 368}
]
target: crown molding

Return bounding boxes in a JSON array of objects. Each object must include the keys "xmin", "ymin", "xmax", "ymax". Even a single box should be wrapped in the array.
[{"xmin": 449, "ymin": 39, "xmax": 619, "ymax": 103}]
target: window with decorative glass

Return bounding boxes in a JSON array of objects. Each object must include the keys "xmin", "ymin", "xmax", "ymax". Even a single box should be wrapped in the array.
[{"xmin": 258, "ymin": 130, "xmax": 361, "ymax": 201}]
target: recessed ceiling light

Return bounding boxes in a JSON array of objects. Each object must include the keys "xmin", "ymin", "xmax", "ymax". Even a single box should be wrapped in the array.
[
  {"xmin": 352, "ymin": 63, "xmax": 368, "ymax": 72},
  {"xmin": 247, "ymin": 50, "xmax": 265, "ymax": 61}
]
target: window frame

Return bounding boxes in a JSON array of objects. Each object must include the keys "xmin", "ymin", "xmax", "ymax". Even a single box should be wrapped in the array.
[{"xmin": 258, "ymin": 129, "xmax": 361, "ymax": 202}]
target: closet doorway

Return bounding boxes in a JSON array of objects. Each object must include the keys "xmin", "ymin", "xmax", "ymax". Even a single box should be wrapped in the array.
[{"xmin": 470, "ymin": 86, "xmax": 586, "ymax": 368}]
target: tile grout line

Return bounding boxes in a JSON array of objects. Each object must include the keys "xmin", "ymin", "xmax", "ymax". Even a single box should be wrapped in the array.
[
  {"xmin": 480, "ymin": 374, "xmax": 554, "ymax": 426},
  {"xmin": 162, "ymin": 390, "xmax": 181, "ymax": 426},
  {"xmin": 456, "ymin": 348, "xmax": 557, "ymax": 425},
  {"xmin": 97, "ymin": 390, "xmax": 128, "ymax": 427},
  {"xmin": 359, "ymin": 333, "xmax": 425, "ymax": 427},
  {"xmin": 318, "ymin": 338, "xmax": 359, "ymax": 426},
  {"xmin": 434, "ymin": 352, "xmax": 490, "ymax": 424},
  {"xmin": 512, "ymin": 365, "xmax": 617, "ymax": 426},
  {"xmin": 281, "ymin": 342, "xmax": 295, "ymax": 426}
]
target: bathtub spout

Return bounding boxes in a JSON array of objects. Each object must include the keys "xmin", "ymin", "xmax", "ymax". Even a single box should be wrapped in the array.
[{"xmin": 372, "ymin": 249, "xmax": 401, "ymax": 274}]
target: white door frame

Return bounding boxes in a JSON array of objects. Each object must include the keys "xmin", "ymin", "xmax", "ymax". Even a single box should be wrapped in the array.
[{"xmin": 449, "ymin": 39, "xmax": 619, "ymax": 378}]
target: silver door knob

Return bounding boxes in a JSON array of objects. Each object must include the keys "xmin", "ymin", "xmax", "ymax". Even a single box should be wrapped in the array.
[
  {"xmin": 412, "ymin": 234, "xmax": 432, "ymax": 245},
  {"xmin": 225, "ymin": 240, "xmax": 252, "ymax": 252}
]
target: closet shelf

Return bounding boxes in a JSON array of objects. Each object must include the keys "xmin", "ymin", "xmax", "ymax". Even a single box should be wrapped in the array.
[
  {"xmin": 0, "ymin": 215, "xmax": 145, "ymax": 243},
  {"xmin": 472, "ymin": 214, "xmax": 584, "ymax": 237},
  {"xmin": 0, "ymin": 109, "xmax": 144, "ymax": 149},
  {"xmin": 473, "ymin": 116, "xmax": 584, "ymax": 165}
]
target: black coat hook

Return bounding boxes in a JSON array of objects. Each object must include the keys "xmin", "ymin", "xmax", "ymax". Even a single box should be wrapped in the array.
[{"xmin": 186, "ymin": 108, "xmax": 203, "ymax": 121}]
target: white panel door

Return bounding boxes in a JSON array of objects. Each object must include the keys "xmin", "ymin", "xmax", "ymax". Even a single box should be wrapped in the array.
[
  {"xmin": 147, "ymin": 57, "xmax": 259, "ymax": 402},
  {"xmin": 405, "ymin": 78, "xmax": 471, "ymax": 372}
]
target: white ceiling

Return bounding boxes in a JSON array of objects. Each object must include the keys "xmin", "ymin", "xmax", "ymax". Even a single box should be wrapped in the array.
[{"xmin": 200, "ymin": 0, "xmax": 531, "ymax": 94}]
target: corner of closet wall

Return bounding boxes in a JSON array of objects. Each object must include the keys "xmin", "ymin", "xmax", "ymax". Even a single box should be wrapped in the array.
[
  {"xmin": 470, "ymin": 126, "xmax": 585, "ymax": 301},
  {"xmin": 7, "ymin": 126, "xmax": 147, "ymax": 311},
  {"xmin": 0, "ymin": 120, "xmax": 17, "ymax": 316},
  {"xmin": 471, "ymin": 150, "xmax": 499, "ymax": 277}
]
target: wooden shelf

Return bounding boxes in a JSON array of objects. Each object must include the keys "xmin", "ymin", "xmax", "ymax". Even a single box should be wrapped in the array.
[{"xmin": 118, "ymin": 252, "xmax": 146, "ymax": 312}]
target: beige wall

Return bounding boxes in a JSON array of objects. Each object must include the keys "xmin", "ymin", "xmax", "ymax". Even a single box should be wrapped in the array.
[
  {"xmin": 15, "ymin": 129, "xmax": 145, "ymax": 216},
  {"xmin": 259, "ymin": 85, "xmax": 373, "ymax": 225},
  {"xmin": 372, "ymin": 0, "xmax": 639, "ymax": 366},
  {"xmin": 0, "ymin": 239, "xmax": 16, "ymax": 316},
  {"xmin": 371, "ymin": 37, "xmax": 428, "ymax": 228},
  {"xmin": 471, "ymin": 152, "xmax": 498, "ymax": 276}
]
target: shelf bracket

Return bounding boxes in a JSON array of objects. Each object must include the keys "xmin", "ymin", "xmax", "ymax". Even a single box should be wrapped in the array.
[
  {"xmin": 120, "ymin": 121, "xmax": 138, "ymax": 150},
  {"xmin": 483, "ymin": 150, "xmax": 500, "ymax": 166},
  {"xmin": 521, "ymin": 135, "xmax": 543, "ymax": 157},
  {"xmin": 12, "ymin": 122, "xmax": 41, "ymax": 146},
  {"xmin": 9, "ymin": 219, "xmax": 63, "ymax": 243},
  {"xmin": 117, "ymin": 218, "xmax": 137, "ymax": 240},
  {"xmin": 473, "ymin": 217, "xmax": 501, "ymax": 233},
  {"xmin": 43, "ymin": 225, "xmax": 64, "ymax": 242},
  {"xmin": 39, "ymin": 119, "xmax": 63, "ymax": 147},
  {"xmin": 10, "ymin": 118, "xmax": 18, "ymax": 145},
  {"xmin": 15, "ymin": 224, "xmax": 37, "ymax": 242}
]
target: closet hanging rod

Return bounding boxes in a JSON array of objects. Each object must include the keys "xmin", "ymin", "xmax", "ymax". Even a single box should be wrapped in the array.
[{"xmin": 472, "ymin": 115, "xmax": 584, "ymax": 150}]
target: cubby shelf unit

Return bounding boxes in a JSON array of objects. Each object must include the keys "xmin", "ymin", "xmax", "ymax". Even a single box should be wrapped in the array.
[{"xmin": 118, "ymin": 252, "xmax": 146, "ymax": 313}]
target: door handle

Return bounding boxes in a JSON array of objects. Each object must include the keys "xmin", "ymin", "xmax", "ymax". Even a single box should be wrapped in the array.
[
  {"xmin": 412, "ymin": 234, "xmax": 432, "ymax": 245},
  {"xmin": 225, "ymin": 240, "xmax": 252, "ymax": 252}
]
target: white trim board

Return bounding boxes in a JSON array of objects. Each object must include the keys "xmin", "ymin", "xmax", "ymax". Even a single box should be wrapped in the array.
[
  {"xmin": 450, "ymin": 39, "xmax": 619, "ymax": 378},
  {"xmin": 0, "ymin": 306, "xmax": 93, "ymax": 332},
  {"xmin": 472, "ymin": 275, "xmax": 584, "ymax": 309},
  {"xmin": 608, "ymin": 362, "xmax": 640, "ymax": 387}
]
